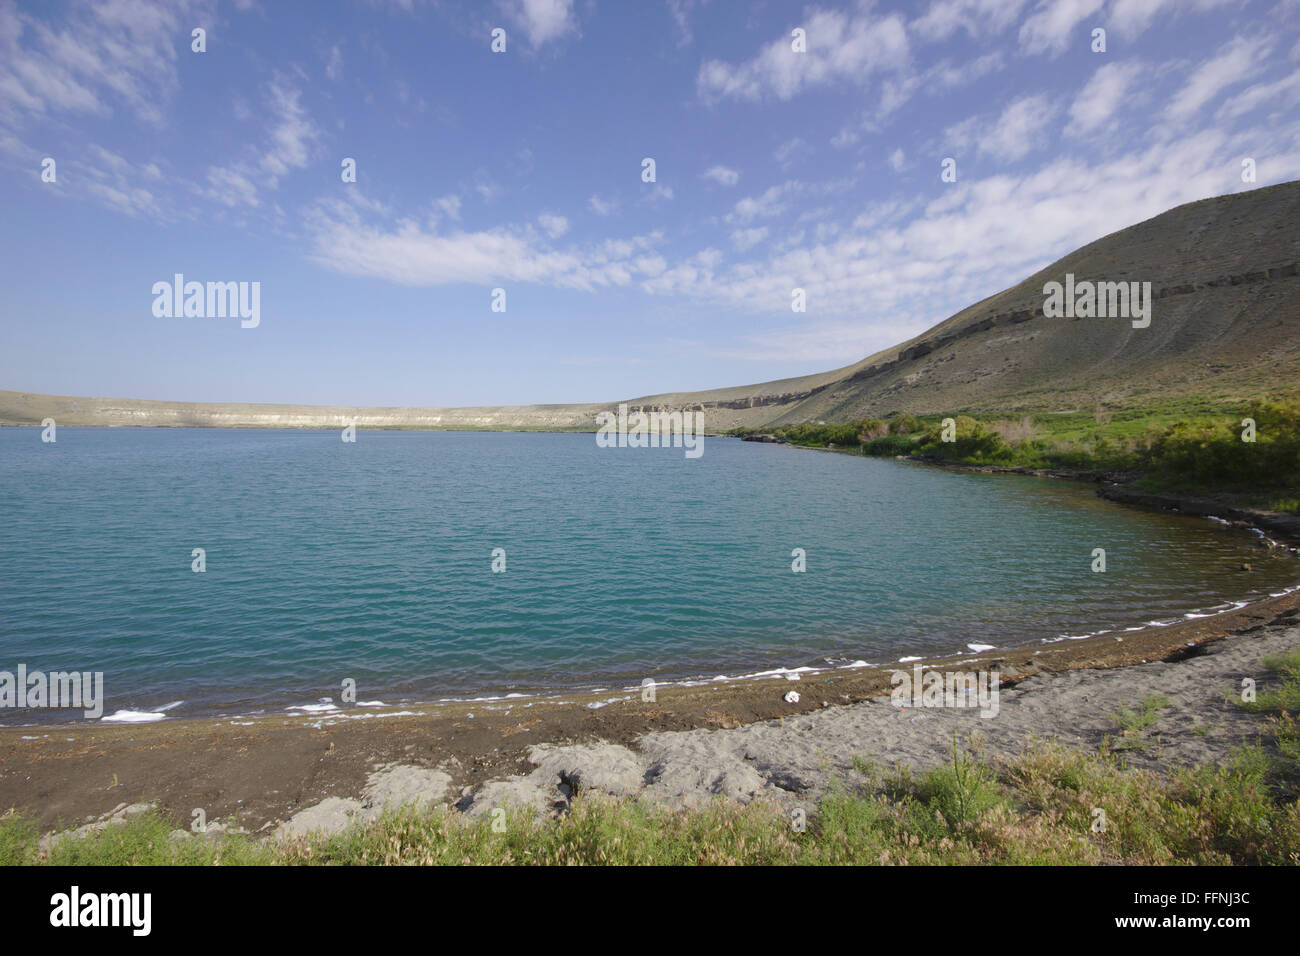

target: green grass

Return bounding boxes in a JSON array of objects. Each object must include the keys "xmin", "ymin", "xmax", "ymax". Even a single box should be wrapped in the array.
[
  {"xmin": 1238, "ymin": 650, "xmax": 1300, "ymax": 714},
  {"xmin": 728, "ymin": 399, "xmax": 1300, "ymax": 509},
  {"xmin": 6, "ymin": 702, "xmax": 1299, "ymax": 865},
  {"xmin": 1103, "ymin": 694, "xmax": 1172, "ymax": 753}
]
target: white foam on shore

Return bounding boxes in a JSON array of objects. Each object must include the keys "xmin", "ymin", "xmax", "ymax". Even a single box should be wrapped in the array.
[
  {"xmin": 307, "ymin": 710, "xmax": 425, "ymax": 728},
  {"xmin": 101, "ymin": 710, "xmax": 167, "ymax": 724},
  {"xmin": 433, "ymin": 692, "xmax": 530, "ymax": 704},
  {"xmin": 286, "ymin": 700, "xmax": 339, "ymax": 714},
  {"xmin": 99, "ymin": 700, "xmax": 183, "ymax": 724},
  {"xmin": 587, "ymin": 696, "xmax": 631, "ymax": 709}
]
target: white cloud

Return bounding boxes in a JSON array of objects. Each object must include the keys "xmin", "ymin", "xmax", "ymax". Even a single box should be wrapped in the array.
[
  {"xmin": 260, "ymin": 81, "xmax": 318, "ymax": 179},
  {"xmin": 638, "ymin": 118, "xmax": 1300, "ymax": 362},
  {"xmin": 697, "ymin": 7, "xmax": 909, "ymax": 102},
  {"xmin": 727, "ymin": 183, "xmax": 796, "ymax": 224},
  {"xmin": 538, "ymin": 212, "xmax": 569, "ymax": 237},
  {"xmin": 51, "ymin": 144, "xmax": 170, "ymax": 219},
  {"xmin": 0, "ymin": 0, "xmax": 216, "ymax": 125},
  {"xmin": 702, "ymin": 165, "xmax": 740, "ymax": 186},
  {"xmin": 726, "ymin": 179, "xmax": 853, "ymax": 225},
  {"xmin": 963, "ymin": 94, "xmax": 1059, "ymax": 161},
  {"xmin": 1108, "ymin": 0, "xmax": 1235, "ymax": 38},
  {"xmin": 433, "ymin": 194, "xmax": 462, "ymax": 220},
  {"xmin": 204, "ymin": 79, "xmax": 319, "ymax": 208},
  {"xmin": 1217, "ymin": 67, "xmax": 1300, "ymax": 120},
  {"xmin": 888, "ymin": 147, "xmax": 906, "ymax": 171},
  {"xmin": 588, "ymin": 194, "xmax": 616, "ymax": 216},
  {"xmin": 1018, "ymin": 0, "xmax": 1105, "ymax": 58},
  {"xmin": 473, "ymin": 170, "xmax": 503, "ymax": 202},
  {"xmin": 731, "ymin": 227, "xmax": 768, "ymax": 251},
  {"xmin": 774, "ymin": 137, "xmax": 811, "ymax": 167},
  {"xmin": 911, "ymin": 0, "xmax": 1031, "ymax": 41},
  {"xmin": 205, "ymin": 166, "xmax": 261, "ymax": 208},
  {"xmin": 1166, "ymin": 35, "xmax": 1271, "ymax": 121},
  {"xmin": 834, "ymin": 51, "xmax": 1005, "ymax": 144},
  {"xmin": 307, "ymin": 193, "xmax": 662, "ymax": 291},
  {"xmin": 667, "ymin": 0, "xmax": 703, "ymax": 46},
  {"xmin": 501, "ymin": 0, "xmax": 578, "ymax": 48},
  {"xmin": 1067, "ymin": 60, "xmax": 1143, "ymax": 135}
]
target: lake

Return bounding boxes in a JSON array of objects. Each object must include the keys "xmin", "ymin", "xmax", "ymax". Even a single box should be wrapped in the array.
[{"xmin": 1, "ymin": 427, "xmax": 1296, "ymax": 722}]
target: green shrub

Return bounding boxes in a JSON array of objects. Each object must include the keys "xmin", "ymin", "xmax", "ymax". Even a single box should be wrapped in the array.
[
  {"xmin": 863, "ymin": 434, "xmax": 917, "ymax": 456},
  {"xmin": 917, "ymin": 415, "xmax": 1010, "ymax": 462},
  {"xmin": 889, "ymin": 414, "xmax": 921, "ymax": 435}
]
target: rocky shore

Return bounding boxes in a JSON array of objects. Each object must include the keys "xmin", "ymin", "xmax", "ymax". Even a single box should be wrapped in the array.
[{"xmin": 2, "ymin": 586, "xmax": 1297, "ymax": 841}]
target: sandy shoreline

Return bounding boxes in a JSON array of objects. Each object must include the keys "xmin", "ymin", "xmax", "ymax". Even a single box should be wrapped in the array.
[{"xmin": 3, "ymin": 584, "xmax": 1298, "ymax": 837}]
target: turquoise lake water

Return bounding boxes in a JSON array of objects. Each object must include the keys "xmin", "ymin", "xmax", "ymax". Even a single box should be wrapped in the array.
[{"xmin": 1, "ymin": 427, "xmax": 1296, "ymax": 722}]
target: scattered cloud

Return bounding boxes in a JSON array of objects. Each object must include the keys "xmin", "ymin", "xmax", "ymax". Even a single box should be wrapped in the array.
[
  {"xmin": 538, "ymin": 211, "xmax": 569, "ymax": 237},
  {"xmin": 702, "ymin": 164, "xmax": 740, "ymax": 186},
  {"xmin": 636, "ymin": 119, "xmax": 1300, "ymax": 361},
  {"xmin": 204, "ymin": 78, "xmax": 320, "ymax": 208},
  {"xmin": 910, "ymin": 0, "xmax": 1031, "ymax": 41},
  {"xmin": 0, "ymin": 0, "xmax": 215, "ymax": 125},
  {"xmin": 473, "ymin": 170, "xmax": 503, "ymax": 202},
  {"xmin": 1019, "ymin": 0, "xmax": 1105, "ymax": 58},
  {"xmin": 730, "ymin": 226, "xmax": 768, "ymax": 251},
  {"xmin": 726, "ymin": 179, "xmax": 853, "ymax": 225},
  {"xmin": 1107, "ymin": 0, "xmax": 1236, "ymax": 38},
  {"xmin": 500, "ymin": 0, "xmax": 578, "ymax": 48},
  {"xmin": 727, "ymin": 182, "xmax": 796, "ymax": 224},
  {"xmin": 1166, "ymin": 35, "xmax": 1271, "ymax": 121},
  {"xmin": 697, "ymin": 7, "xmax": 909, "ymax": 102},
  {"xmin": 774, "ymin": 136, "xmax": 811, "ymax": 168},
  {"xmin": 666, "ymin": 0, "xmax": 706, "ymax": 46},
  {"xmin": 1217, "ymin": 66, "xmax": 1300, "ymax": 120},
  {"xmin": 325, "ymin": 44, "xmax": 344, "ymax": 81},
  {"xmin": 433, "ymin": 194, "xmax": 462, "ymax": 221},
  {"xmin": 1067, "ymin": 61, "xmax": 1144, "ymax": 136},
  {"xmin": 945, "ymin": 95, "xmax": 1058, "ymax": 162},
  {"xmin": 307, "ymin": 192, "xmax": 663, "ymax": 291},
  {"xmin": 833, "ymin": 51, "xmax": 1005, "ymax": 144}
]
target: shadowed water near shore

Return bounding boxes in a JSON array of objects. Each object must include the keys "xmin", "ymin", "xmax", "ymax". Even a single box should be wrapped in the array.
[{"xmin": 1, "ymin": 427, "xmax": 1297, "ymax": 723}]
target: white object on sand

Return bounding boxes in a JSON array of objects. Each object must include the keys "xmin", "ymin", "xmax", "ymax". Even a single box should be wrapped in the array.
[{"xmin": 783, "ymin": 691, "xmax": 800, "ymax": 704}]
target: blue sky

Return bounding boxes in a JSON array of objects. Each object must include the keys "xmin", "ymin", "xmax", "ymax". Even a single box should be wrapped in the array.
[{"xmin": 1, "ymin": 0, "xmax": 1298, "ymax": 406}]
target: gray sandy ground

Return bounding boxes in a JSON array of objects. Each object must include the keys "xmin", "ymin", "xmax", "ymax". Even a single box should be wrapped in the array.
[{"xmin": 274, "ymin": 621, "xmax": 1299, "ymax": 836}]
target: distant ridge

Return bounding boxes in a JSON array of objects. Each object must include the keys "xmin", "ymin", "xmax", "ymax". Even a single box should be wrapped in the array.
[{"xmin": 4, "ymin": 180, "xmax": 1298, "ymax": 431}]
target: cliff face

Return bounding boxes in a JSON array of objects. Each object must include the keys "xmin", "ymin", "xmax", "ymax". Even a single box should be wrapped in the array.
[
  {"xmin": 4, "ymin": 181, "xmax": 1299, "ymax": 431},
  {"xmin": 0, "ymin": 391, "xmax": 609, "ymax": 429}
]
